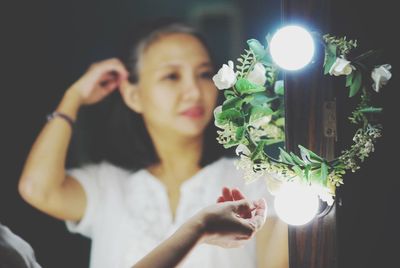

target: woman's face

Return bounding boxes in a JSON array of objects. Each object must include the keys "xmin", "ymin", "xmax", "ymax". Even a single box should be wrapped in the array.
[{"xmin": 134, "ymin": 33, "xmax": 218, "ymax": 138}]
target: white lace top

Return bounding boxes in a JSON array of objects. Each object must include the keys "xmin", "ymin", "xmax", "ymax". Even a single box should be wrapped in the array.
[{"xmin": 66, "ymin": 157, "xmax": 275, "ymax": 268}]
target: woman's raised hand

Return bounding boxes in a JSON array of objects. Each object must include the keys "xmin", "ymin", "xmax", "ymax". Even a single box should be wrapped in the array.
[{"xmin": 69, "ymin": 58, "xmax": 129, "ymax": 105}]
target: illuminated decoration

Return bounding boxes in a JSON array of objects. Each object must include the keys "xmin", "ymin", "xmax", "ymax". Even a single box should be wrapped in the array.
[
  {"xmin": 269, "ymin": 25, "xmax": 315, "ymax": 70},
  {"xmin": 274, "ymin": 182, "xmax": 319, "ymax": 226},
  {"xmin": 212, "ymin": 26, "xmax": 391, "ymax": 225}
]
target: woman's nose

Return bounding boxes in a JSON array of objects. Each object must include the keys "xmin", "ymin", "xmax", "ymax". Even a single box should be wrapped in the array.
[{"xmin": 182, "ymin": 76, "xmax": 202, "ymax": 100}]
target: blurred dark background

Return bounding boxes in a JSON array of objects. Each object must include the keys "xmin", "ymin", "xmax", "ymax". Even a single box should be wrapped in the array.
[{"xmin": 1, "ymin": 0, "xmax": 398, "ymax": 267}]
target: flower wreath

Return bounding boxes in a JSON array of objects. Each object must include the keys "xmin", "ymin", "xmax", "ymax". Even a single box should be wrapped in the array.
[{"xmin": 212, "ymin": 33, "xmax": 392, "ymax": 205}]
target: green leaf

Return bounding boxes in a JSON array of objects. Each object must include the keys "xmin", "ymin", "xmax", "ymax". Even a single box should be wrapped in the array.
[
  {"xmin": 275, "ymin": 117, "xmax": 285, "ymax": 127},
  {"xmin": 235, "ymin": 126, "xmax": 245, "ymax": 141},
  {"xmin": 304, "ymin": 165, "xmax": 311, "ymax": 181},
  {"xmin": 224, "ymin": 90, "xmax": 236, "ymax": 100},
  {"xmin": 309, "ymin": 151, "xmax": 324, "ymax": 163},
  {"xmin": 310, "ymin": 169, "xmax": 322, "ymax": 184},
  {"xmin": 359, "ymin": 107, "xmax": 383, "ymax": 113},
  {"xmin": 324, "ymin": 55, "xmax": 336, "ymax": 75},
  {"xmin": 346, "ymin": 72, "xmax": 354, "ymax": 87},
  {"xmin": 235, "ymin": 78, "xmax": 266, "ymax": 95},
  {"xmin": 292, "ymin": 165, "xmax": 304, "ymax": 178},
  {"xmin": 274, "ymin": 80, "xmax": 284, "ymax": 95},
  {"xmin": 279, "ymin": 148, "xmax": 294, "ymax": 165},
  {"xmin": 250, "ymin": 93, "xmax": 277, "ymax": 106},
  {"xmin": 298, "ymin": 145, "xmax": 324, "ymax": 163},
  {"xmin": 242, "ymin": 95, "xmax": 254, "ymax": 104},
  {"xmin": 323, "ymin": 43, "xmax": 337, "ymax": 74},
  {"xmin": 247, "ymin": 39, "xmax": 271, "ymax": 64},
  {"xmin": 326, "ymin": 43, "xmax": 337, "ymax": 58},
  {"xmin": 300, "ymin": 147, "xmax": 311, "ymax": 164},
  {"xmin": 264, "ymin": 138, "xmax": 284, "ymax": 145},
  {"xmin": 223, "ymin": 140, "xmax": 240, "ymax": 149},
  {"xmin": 320, "ymin": 162, "xmax": 328, "ymax": 185},
  {"xmin": 250, "ymin": 106, "xmax": 273, "ymax": 121},
  {"xmin": 222, "ymin": 97, "xmax": 243, "ymax": 111},
  {"xmin": 349, "ymin": 70, "xmax": 362, "ymax": 97},
  {"xmin": 247, "ymin": 39, "xmax": 265, "ymax": 58},
  {"xmin": 215, "ymin": 108, "xmax": 244, "ymax": 126},
  {"xmin": 290, "ymin": 152, "xmax": 305, "ymax": 166},
  {"xmin": 251, "ymin": 140, "xmax": 267, "ymax": 160}
]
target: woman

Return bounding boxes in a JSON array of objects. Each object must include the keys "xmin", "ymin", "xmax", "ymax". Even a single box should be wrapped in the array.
[
  {"xmin": 18, "ymin": 20, "xmax": 288, "ymax": 267},
  {"xmin": 0, "ymin": 187, "xmax": 265, "ymax": 268}
]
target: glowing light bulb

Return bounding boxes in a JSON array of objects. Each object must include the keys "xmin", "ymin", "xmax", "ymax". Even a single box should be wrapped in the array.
[
  {"xmin": 274, "ymin": 182, "xmax": 319, "ymax": 226},
  {"xmin": 269, "ymin": 25, "xmax": 315, "ymax": 70}
]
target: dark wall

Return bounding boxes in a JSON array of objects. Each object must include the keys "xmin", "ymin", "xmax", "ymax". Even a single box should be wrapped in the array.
[
  {"xmin": 331, "ymin": 0, "xmax": 399, "ymax": 268},
  {"xmin": 1, "ymin": 1, "xmax": 281, "ymax": 267}
]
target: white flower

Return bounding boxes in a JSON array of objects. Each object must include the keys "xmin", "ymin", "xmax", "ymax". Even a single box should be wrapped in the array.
[
  {"xmin": 213, "ymin": 105, "xmax": 222, "ymax": 116},
  {"xmin": 247, "ymin": 127, "xmax": 265, "ymax": 143},
  {"xmin": 264, "ymin": 124, "xmax": 283, "ymax": 139},
  {"xmin": 234, "ymin": 156, "xmax": 264, "ymax": 183},
  {"xmin": 371, "ymin": 64, "xmax": 392, "ymax": 92},
  {"xmin": 235, "ymin": 144, "xmax": 251, "ymax": 157},
  {"xmin": 212, "ymin": 60, "xmax": 237, "ymax": 90},
  {"xmin": 213, "ymin": 105, "xmax": 225, "ymax": 128},
  {"xmin": 247, "ymin": 62, "xmax": 267, "ymax": 85},
  {"xmin": 216, "ymin": 125, "xmax": 237, "ymax": 145},
  {"xmin": 250, "ymin": 115, "xmax": 272, "ymax": 129},
  {"xmin": 313, "ymin": 185, "xmax": 335, "ymax": 206},
  {"xmin": 329, "ymin": 57, "xmax": 353, "ymax": 76},
  {"xmin": 318, "ymin": 191, "xmax": 335, "ymax": 206}
]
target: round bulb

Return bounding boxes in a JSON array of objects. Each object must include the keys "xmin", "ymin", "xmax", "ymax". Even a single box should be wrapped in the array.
[
  {"xmin": 269, "ymin": 25, "xmax": 315, "ymax": 70},
  {"xmin": 274, "ymin": 182, "xmax": 319, "ymax": 226}
]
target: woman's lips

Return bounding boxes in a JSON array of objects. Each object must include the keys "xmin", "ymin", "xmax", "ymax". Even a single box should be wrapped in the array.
[{"xmin": 181, "ymin": 106, "xmax": 205, "ymax": 118}]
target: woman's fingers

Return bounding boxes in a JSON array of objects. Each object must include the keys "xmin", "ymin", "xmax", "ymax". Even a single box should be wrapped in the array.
[
  {"xmin": 221, "ymin": 187, "xmax": 245, "ymax": 202},
  {"xmin": 89, "ymin": 58, "xmax": 129, "ymax": 92},
  {"xmin": 91, "ymin": 58, "xmax": 129, "ymax": 80},
  {"xmin": 232, "ymin": 188, "xmax": 245, "ymax": 200},
  {"xmin": 218, "ymin": 187, "xmax": 266, "ymax": 224},
  {"xmin": 231, "ymin": 188, "xmax": 252, "ymax": 218},
  {"xmin": 99, "ymin": 71, "xmax": 119, "ymax": 87},
  {"xmin": 231, "ymin": 199, "xmax": 254, "ymax": 220},
  {"xmin": 222, "ymin": 187, "xmax": 233, "ymax": 201},
  {"xmin": 248, "ymin": 198, "xmax": 267, "ymax": 230},
  {"xmin": 70, "ymin": 58, "xmax": 130, "ymax": 105},
  {"xmin": 216, "ymin": 196, "xmax": 225, "ymax": 203}
]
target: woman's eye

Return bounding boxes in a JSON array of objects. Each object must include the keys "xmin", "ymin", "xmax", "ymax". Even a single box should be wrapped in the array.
[
  {"xmin": 164, "ymin": 73, "xmax": 179, "ymax": 81},
  {"xmin": 199, "ymin": 71, "xmax": 213, "ymax": 79}
]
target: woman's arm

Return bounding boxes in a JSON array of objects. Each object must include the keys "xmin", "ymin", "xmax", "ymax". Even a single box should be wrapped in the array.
[
  {"xmin": 18, "ymin": 58, "xmax": 128, "ymax": 221},
  {"xmin": 133, "ymin": 188, "xmax": 267, "ymax": 268},
  {"xmin": 132, "ymin": 212, "xmax": 204, "ymax": 268}
]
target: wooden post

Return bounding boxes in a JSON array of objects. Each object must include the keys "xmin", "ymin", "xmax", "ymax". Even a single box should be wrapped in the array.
[{"xmin": 282, "ymin": 0, "xmax": 338, "ymax": 267}]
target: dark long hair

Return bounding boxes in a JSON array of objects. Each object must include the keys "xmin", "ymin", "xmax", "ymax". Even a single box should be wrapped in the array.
[{"xmin": 71, "ymin": 18, "xmax": 230, "ymax": 171}]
